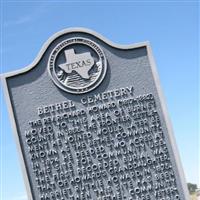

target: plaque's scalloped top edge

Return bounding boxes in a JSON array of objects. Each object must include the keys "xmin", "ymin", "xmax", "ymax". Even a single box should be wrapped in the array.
[{"xmin": 1, "ymin": 27, "xmax": 150, "ymax": 79}]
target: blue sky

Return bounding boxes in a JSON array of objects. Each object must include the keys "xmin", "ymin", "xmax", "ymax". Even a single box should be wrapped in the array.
[{"xmin": 0, "ymin": 1, "xmax": 199, "ymax": 200}]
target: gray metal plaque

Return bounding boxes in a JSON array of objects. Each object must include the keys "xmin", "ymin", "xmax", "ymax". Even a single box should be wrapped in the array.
[{"xmin": 1, "ymin": 28, "xmax": 189, "ymax": 200}]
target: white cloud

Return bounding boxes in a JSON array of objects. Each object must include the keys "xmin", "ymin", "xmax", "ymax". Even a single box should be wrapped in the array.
[
  {"xmin": 4, "ymin": 16, "xmax": 31, "ymax": 27},
  {"xmin": 3, "ymin": 4, "xmax": 48, "ymax": 28},
  {"xmin": 15, "ymin": 16, "xmax": 32, "ymax": 25}
]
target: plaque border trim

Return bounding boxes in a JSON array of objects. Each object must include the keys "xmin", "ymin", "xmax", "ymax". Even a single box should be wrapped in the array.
[{"xmin": 1, "ymin": 27, "xmax": 190, "ymax": 200}]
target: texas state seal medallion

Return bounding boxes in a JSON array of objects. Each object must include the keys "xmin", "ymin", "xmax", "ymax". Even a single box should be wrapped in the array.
[{"xmin": 48, "ymin": 37, "xmax": 107, "ymax": 94}]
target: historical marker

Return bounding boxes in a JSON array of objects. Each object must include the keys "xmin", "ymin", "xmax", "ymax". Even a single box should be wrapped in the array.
[{"xmin": 1, "ymin": 28, "xmax": 189, "ymax": 200}]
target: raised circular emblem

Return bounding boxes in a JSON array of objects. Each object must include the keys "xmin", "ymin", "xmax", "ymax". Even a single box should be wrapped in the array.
[{"xmin": 48, "ymin": 37, "xmax": 107, "ymax": 94}]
